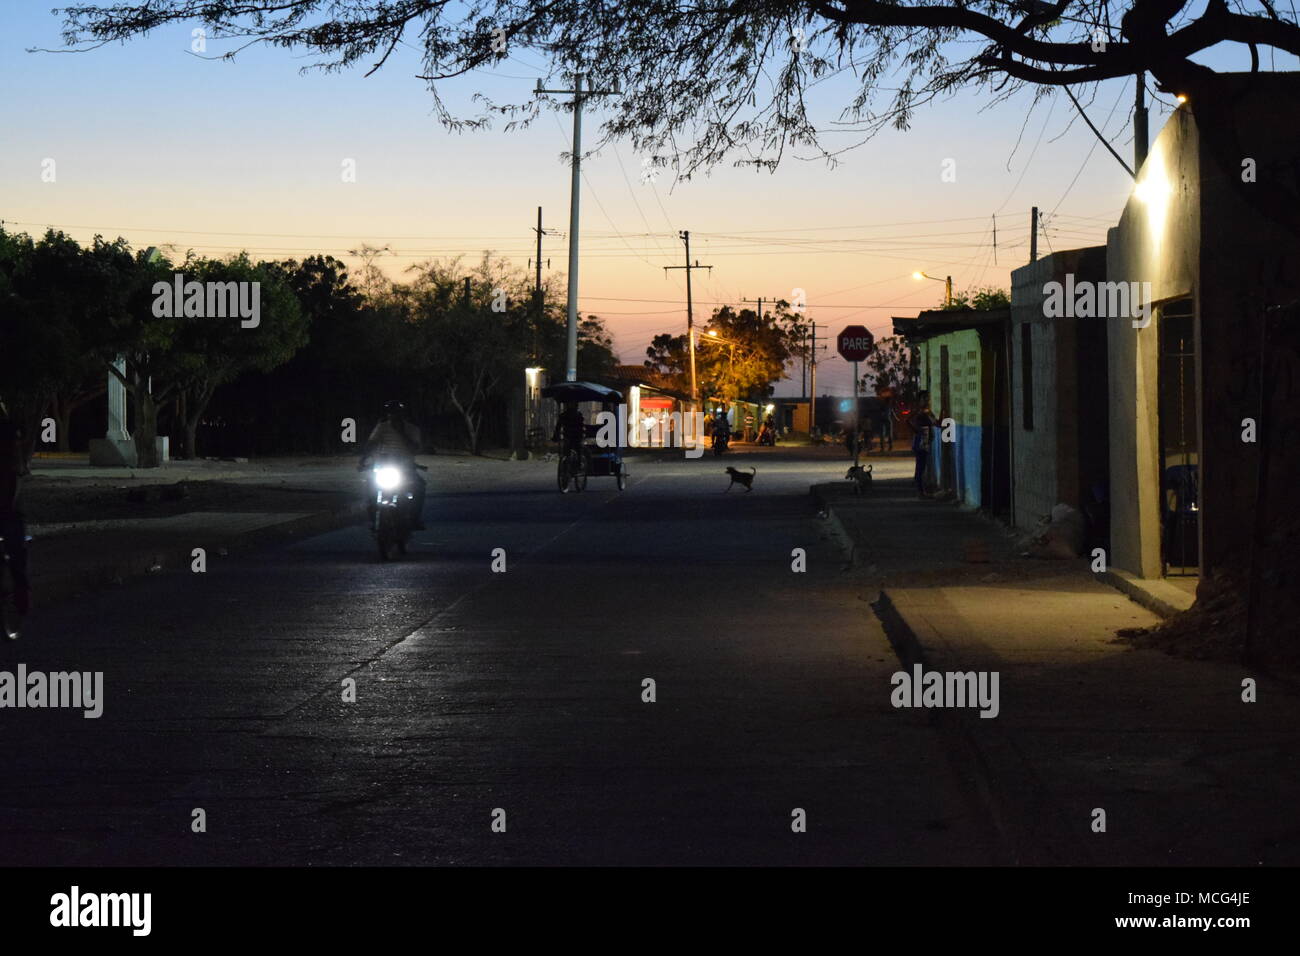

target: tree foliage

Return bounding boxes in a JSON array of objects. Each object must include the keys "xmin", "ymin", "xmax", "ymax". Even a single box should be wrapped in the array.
[
  {"xmin": 645, "ymin": 300, "xmax": 806, "ymax": 402},
  {"xmin": 942, "ymin": 286, "xmax": 1011, "ymax": 311},
  {"xmin": 49, "ymin": 3, "xmax": 1300, "ymax": 192},
  {"xmin": 862, "ymin": 335, "xmax": 920, "ymax": 402}
]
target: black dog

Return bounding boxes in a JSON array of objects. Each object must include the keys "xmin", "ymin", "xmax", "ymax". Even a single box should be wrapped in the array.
[
  {"xmin": 845, "ymin": 463, "xmax": 872, "ymax": 495},
  {"xmin": 725, "ymin": 466, "xmax": 756, "ymax": 492}
]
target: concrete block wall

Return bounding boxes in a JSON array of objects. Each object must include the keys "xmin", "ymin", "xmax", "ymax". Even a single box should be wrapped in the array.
[
  {"xmin": 1107, "ymin": 110, "xmax": 1200, "ymax": 578},
  {"xmin": 1009, "ymin": 246, "xmax": 1107, "ymax": 530}
]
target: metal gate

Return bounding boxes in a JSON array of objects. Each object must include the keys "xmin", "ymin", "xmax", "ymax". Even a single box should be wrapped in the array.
[{"xmin": 1157, "ymin": 299, "xmax": 1199, "ymax": 575}]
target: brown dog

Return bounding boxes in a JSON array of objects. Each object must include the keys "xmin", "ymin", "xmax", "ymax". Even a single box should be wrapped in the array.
[{"xmin": 725, "ymin": 466, "xmax": 756, "ymax": 492}]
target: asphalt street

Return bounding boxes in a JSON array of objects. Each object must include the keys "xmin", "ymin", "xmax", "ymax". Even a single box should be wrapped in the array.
[{"xmin": 2, "ymin": 447, "xmax": 1002, "ymax": 865}]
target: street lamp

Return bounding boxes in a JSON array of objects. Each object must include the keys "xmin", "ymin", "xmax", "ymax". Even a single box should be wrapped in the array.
[{"xmin": 914, "ymin": 270, "xmax": 953, "ymax": 307}]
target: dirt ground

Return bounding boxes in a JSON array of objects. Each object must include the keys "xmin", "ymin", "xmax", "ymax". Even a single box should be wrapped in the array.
[{"xmin": 20, "ymin": 479, "xmax": 355, "ymax": 526}]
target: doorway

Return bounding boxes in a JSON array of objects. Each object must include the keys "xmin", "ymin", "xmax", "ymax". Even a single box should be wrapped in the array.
[{"xmin": 1157, "ymin": 298, "xmax": 1199, "ymax": 576}]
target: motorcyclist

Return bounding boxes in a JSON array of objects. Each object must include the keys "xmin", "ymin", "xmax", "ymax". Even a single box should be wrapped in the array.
[
  {"xmin": 0, "ymin": 420, "xmax": 31, "ymax": 623},
  {"xmin": 712, "ymin": 409, "xmax": 731, "ymax": 450},
  {"xmin": 360, "ymin": 401, "xmax": 426, "ymax": 530}
]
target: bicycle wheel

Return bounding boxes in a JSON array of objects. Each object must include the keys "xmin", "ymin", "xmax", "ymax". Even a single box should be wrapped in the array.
[{"xmin": 557, "ymin": 454, "xmax": 572, "ymax": 493}]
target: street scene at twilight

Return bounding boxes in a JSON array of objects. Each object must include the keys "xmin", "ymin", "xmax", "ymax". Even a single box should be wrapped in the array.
[{"xmin": 1, "ymin": 0, "xmax": 1297, "ymax": 936}]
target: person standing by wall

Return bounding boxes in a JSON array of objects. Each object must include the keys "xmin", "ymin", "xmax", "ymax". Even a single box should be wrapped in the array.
[{"xmin": 910, "ymin": 391, "xmax": 939, "ymax": 498}]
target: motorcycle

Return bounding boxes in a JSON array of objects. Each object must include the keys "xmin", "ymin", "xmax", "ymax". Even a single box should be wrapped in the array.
[
  {"xmin": 757, "ymin": 424, "xmax": 776, "ymax": 447},
  {"xmin": 363, "ymin": 459, "xmax": 426, "ymax": 560},
  {"xmin": 712, "ymin": 431, "xmax": 730, "ymax": 455}
]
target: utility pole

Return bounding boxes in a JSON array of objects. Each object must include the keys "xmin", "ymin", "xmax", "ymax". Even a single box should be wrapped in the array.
[
  {"xmin": 743, "ymin": 295, "xmax": 786, "ymax": 324},
  {"xmin": 529, "ymin": 206, "xmax": 549, "ymax": 363},
  {"xmin": 1134, "ymin": 72, "xmax": 1149, "ymax": 173},
  {"xmin": 808, "ymin": 322, "xmax": 828, "ymax": 433},
  {"xmin": 1030, "ymin": 206, "xmax": 1039, "ymax": 262},
  {"xmin": 801, "ymin": 327, "xmax": 808, "ymax": 398},
  {"xmin": 536, "ymin": 73, "xmax": 620, "ymax": 381},
  {"xmin": 664, "ymin": 230, "xmax": 712, "ymax": 403}
]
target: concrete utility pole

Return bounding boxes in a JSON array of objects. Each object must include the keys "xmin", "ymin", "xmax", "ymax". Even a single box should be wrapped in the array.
[
  {"xmin": 664, "ymin": 230, "xmax": 713, "ymax": 403},
  {"xmin": 536, "ymin": 74, "xmax": 620, "ymax": 381},
  {"xmin": 1030, "ymin": 206, "xmax": 1039, "ymax": 262}
]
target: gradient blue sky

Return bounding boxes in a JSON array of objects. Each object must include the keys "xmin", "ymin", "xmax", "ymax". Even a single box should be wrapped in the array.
[{"xmin": 0, "ymin": 2, "xmax": 1262, "ymax": 394}]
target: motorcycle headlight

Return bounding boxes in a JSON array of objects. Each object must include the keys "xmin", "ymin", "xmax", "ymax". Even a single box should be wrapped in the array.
[{"xmin": 374, "ymin": 466, "xmax": 402, "ymax": 491}]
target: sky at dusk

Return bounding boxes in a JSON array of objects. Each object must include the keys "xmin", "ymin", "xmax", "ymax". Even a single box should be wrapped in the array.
[{"xmin": 1, "ymin": 2, "xmax": 1252, "ymax": 395}]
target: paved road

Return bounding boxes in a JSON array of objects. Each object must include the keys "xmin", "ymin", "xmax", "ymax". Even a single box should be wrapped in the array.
[{"xmin": 3, "ymin": 447, "xmax": 1001, "ymax": 865}]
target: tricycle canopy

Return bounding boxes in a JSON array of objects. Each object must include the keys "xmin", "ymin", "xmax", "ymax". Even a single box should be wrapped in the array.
[{"xmin": 541, "ymin": 381, "xmax": 623, "ymax": 404}]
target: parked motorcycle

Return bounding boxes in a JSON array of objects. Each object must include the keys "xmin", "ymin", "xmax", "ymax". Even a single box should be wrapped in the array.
[{"xmin": 363, "ymin": 460, "xmax": 426, "ymax": 560}]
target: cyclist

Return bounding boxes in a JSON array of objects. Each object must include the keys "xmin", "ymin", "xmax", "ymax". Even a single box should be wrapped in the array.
[{"xmin": 552, "ymin": 401, "xmax": 586, "ymax": 459}]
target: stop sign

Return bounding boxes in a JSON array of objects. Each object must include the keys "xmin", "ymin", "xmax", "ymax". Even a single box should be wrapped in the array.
[{"xmin": 837, "ymin": 325, "xmax": 874, "ymax": 361}]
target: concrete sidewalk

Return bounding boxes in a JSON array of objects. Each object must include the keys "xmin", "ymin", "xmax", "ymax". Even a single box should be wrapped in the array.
[
  {"xmin": 816, "ymin": 477, "xmax": 1300, "ymax": 866},
  {"xmin": 25, "ymin": 508, "xmax": 361, "ymax": 608}
]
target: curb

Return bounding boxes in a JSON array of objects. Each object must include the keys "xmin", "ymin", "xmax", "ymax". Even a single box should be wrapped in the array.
[
  {"xmin": 30, "ymin": 503, "xmax": 366, "ymax": 607},
  {"xmin": 811, "ymin": 483, "xmax": 1090, "ymax": 865},
  {"xmin": 873, "ymin": 588, "xmax": 1093, "ymax": 867},
  {"xmin": 1099, "ymin": 568, "xmax": 1195, "ymax": 620}
]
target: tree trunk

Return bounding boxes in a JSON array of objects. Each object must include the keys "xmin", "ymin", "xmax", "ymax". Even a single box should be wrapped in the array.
[
  {"xmin": 465, "ymin": 409, "xmax": 480, "ymax": 455},
  {"xmin": 185, "ymin": 418, "xmax": 200, "ymax": 462},
  {"xmin": 183, "ymin": 384, "xmax": 216, "ymax": 461},
  {"xmin": 52, "ymin": 402, "xmax": 72, "ymax": 453}
]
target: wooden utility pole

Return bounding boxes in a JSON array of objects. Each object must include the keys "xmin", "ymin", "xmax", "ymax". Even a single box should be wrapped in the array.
[
  {"xmin": 529, "ymin": 206, "xmax": 549, "ymax": 362},
  {"xmin": 808, "ymin": 322, "xmax": 828, "ymax": 433},
  {"xmin": 1135, "ymin": 72, "xmax": 1149, "ymax": 173},
  {"xmin": 664, "ymin": 230, "xmax": 713, "ymax": 403}
]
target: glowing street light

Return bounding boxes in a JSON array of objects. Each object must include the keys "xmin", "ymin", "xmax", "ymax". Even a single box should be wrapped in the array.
[{"xmin": 914, "ymin": 270, "xmax": 953, "ymax": 307}]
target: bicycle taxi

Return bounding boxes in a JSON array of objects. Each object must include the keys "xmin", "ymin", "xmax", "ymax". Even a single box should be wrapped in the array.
[{"xmin": 541, "ymin": 380, "xmax": 629, "ymax": 492}]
